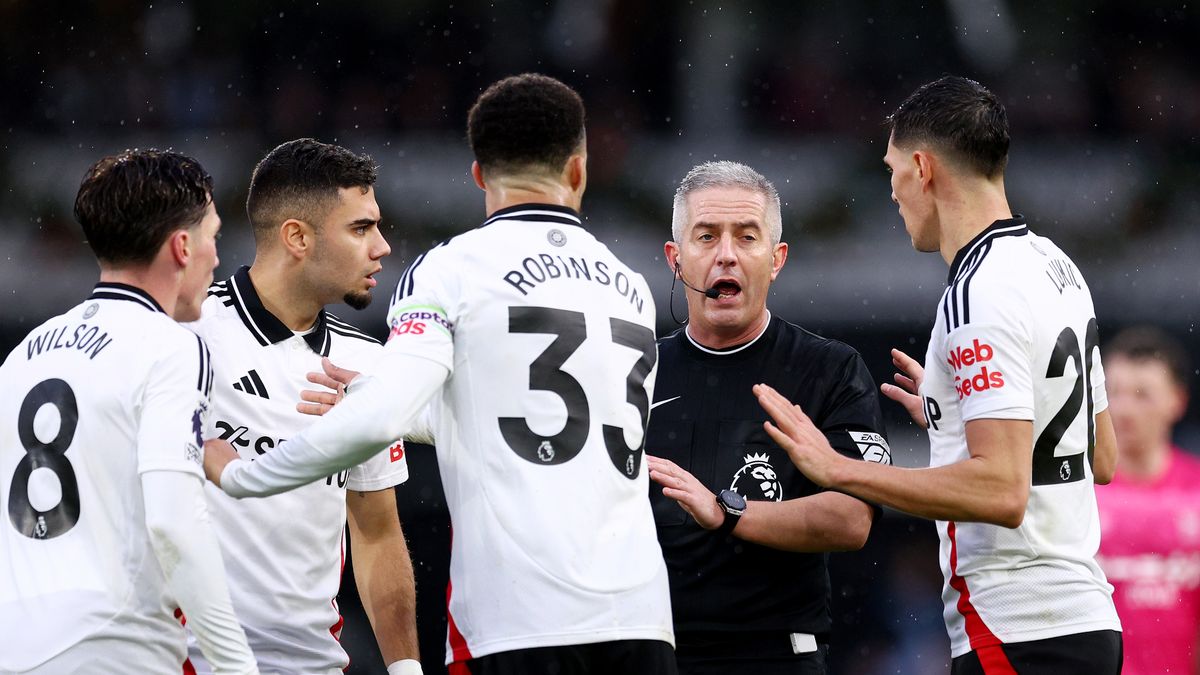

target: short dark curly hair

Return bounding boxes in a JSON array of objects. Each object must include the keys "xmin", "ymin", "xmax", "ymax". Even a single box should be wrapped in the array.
[
  {"xmin": 888, "ymin": 76, "xmax": 1010, "ymax": 179},
  {"xmin": 74, "ymin": 149, "xmax": 213, "ymax": 266},
  {"xmin": 467, "ymin": 73, "xmax": 585, "ymax": 177},
  {"xmin": 246, "ymin": 138, "xmax": 378, "ymax": 240},
  {"xmin": 1106, "ymin": 326, "xmax": 1191, "ymax": 389}
]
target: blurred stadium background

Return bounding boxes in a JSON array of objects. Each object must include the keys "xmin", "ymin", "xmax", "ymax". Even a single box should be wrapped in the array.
[{"xmin": 2, "ymin": 1, "xmax": 1196, "ymax": 672}]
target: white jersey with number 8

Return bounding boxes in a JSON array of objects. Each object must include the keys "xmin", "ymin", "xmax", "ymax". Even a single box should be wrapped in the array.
[
  {"xmin": 919, "ymin": 218, "xmax": 1120, "ymax": 657},
  {"xmin": 0, "ymin": 284, "xmax": 212, "ymax": 672}
]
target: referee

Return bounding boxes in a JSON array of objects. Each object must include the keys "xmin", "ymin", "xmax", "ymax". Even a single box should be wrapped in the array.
[{"xmin": 647, "ymin": 161, "xmax": 892, "ymax": 675}]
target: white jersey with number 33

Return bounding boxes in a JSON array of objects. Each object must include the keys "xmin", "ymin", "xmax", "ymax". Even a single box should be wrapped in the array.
[
  {"xmin": 388, "ymin": 204, "xmax": 673, "ymax": 664},
  {"xmin": 0, "ymin": 284, "xmax": 211, "ymax": 672},
  {"xmin": 919, "ymin": 218, "xmax": 1121, "ymax": 657}
]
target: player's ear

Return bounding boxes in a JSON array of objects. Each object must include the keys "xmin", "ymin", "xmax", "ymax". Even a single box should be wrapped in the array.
[
  {"xmin": 169, "ymin": 228, "xmax": 191, "ymax": 268},
  {"xmin": 565, "ymin": 153, "xmax": 586, "ymax": 194},
  {"xmin": 914, "ymin": 150, "xmax": 934, "ymax": 190},
  {"xmin": 471, "ymin": 162, "xmax": 486, "ymax": 191},
  {"xmin": 280, "ymin": 219, "xmax": 311, "ymax": 258}
]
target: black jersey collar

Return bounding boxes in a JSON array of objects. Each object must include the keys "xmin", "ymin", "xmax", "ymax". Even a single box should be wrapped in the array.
[
  {"xmin": 88, "ymin": 282, "xmax": 167, "ymax": 314},
  {"xmin": 947, "ymin": 215, "xmax": 1028, "ymax": 284},
  {"xmin": 226, "ymin": 266, "xmax": 331, "ymax": 355},
  {"xmin": 482, "ymin": 203, "xmax": 582, "ymax": 227},
  {"xmin": 683, "ymin": 311, "xmax": 776, "ymax": 358}
]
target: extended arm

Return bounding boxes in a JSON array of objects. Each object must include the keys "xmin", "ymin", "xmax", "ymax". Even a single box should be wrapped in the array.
[
  {"xmin": 346, "ymin": 489, "xmax": 421, "ymax": 673},
  {"xmin": 142, "ymin": 471, "xmax": 257, "ymax": 674},
  {"xmin": 756, "ymin": 384, "xmax": 1034, "ymax": 528},
  {"xmin": 209, "ymin": 352, "xmax": 448, "ymax": 497},
  {"xmin": 648, "ymin": 455, "xmax": 873, "ymax": 551}
]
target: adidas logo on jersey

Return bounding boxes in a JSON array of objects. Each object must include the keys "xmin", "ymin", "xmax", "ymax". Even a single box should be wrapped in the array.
[{"xmin": 232, "ymin": 369, "xmax": 270, "ymax": 399}]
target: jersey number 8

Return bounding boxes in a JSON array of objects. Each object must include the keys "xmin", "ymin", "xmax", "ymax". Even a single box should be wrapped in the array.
[
  {"xmin": 9, "ymin": 378, "xmax": 82, "ymax": 539},
  {"xmin": 499, "ymin": 306, "xmax": 656, "ymax": 479}
]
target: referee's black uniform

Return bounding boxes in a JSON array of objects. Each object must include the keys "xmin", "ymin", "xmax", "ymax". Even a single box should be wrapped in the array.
[{"xmin": 648, "ymin": 315, "xmax": 889, "ymax": 674}]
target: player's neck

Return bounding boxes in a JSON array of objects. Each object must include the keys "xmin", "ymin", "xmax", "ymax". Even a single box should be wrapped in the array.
[
  {"xmin": 937, "ymin": 180, "xmax": 1012, "ymax": 267},
  {"xmin": 1117, "ymin": 439, "xmax": 1173, "ymax": 483},
  {"xmin": 246, "ymin": 260, "xmax": 323, "ymax": 332},
  {"xmin": 483, "ymin": 177, "xmax": 582, "ymax": 216},
  {"xmin": 98, "ymin": 266, "xmax": 178, "ymax": 318}
]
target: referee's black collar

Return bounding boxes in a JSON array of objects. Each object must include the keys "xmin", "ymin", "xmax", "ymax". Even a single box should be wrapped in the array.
[
  {"xmin": 227, "ymin": 266, "xmax": 331, "ymax": 355},
  {"xmin": 482, "ymin": 203, "xmax": 582, "ymax": 227},
  {"xmin": 947, "ymin": 215, "xmax": 1028, "ymax": 284},
  {"xmin": 681, "ymin": 312, "xmax": 777, "ymax": 360},
  {"xmin": 88, "ymin": 282, "xmax": 167, "ymax": 314}
]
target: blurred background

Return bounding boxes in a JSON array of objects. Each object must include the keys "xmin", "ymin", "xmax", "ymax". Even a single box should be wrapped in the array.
[{"xmin": 2, "ymin": 1, "xmax": 1197, "ymax": 672}]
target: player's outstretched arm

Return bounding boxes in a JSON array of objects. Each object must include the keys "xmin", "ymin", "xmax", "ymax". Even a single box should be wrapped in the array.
[
  {"xmin": 755, "ymin": 384, "xmax": 1033, "ymax": 528},
  {"xmin": 648, "ymin": 455, "xmax": 872, "ymax": 551},
  {"xmin": 213, "ymin": 351, "xmax": 449, "ymax": 498},
  {"xmin": 142, "ymin": 471, "xmax": 258, "ymax": 674},
  {"xmin": 347, "ymin": 489, "xmax": 422, "ymax": 675}
]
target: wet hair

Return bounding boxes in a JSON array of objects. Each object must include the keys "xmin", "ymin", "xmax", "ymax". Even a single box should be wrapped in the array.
[
  {"xmin": 467, "ymin": 73, "xmax": 585, "ymax": 178},
  {"xmin": 74, "ymin": 148, "xmax": 213, "ymax": 266},
  {"xmin": 888, "ymin": 75, "xmax": 1010, "ymax": 179},
  {"xmin": 246, "ymin": 138, "xmax": 378, "ymax": 239},
  {"xmin": 671, "ymin": 161, "xmax": 783, "ymax": 244},
  {"xmin": 1106, "ymin": 326, "xmax": 1191, "ymax": 389}
]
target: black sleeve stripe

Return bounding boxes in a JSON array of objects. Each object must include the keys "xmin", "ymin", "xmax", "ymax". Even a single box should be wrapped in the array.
[
  {"xmin": 194, "ymin": 334, "xmax": 209, "ymax": 394},
  {"xmin": 393, "ymin": 239, "xmax": 452, "ymax": 305}
]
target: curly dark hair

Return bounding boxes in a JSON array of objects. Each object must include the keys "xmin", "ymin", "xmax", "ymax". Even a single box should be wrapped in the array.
[
  {"xmin": 1106, "ymin": 326, "xmax": 1191, "ymax": 389},
  {"xmin": 246, "ymin": 138, "xmax": 378, "ymax": 239},
  {"xmin": 74, "ymin": 149, "xmax": 213, "ymax": 266},
  {"xmin": 888, "ymin": 76, "xmax": 1010, "ymax": 179},
  {"xmin": 467, "ymin": 73, "xmax": 585, "ymax": 177}
]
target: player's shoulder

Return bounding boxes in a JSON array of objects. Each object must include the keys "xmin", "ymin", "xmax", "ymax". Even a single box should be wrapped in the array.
[{"xmin": 324, "ymin": 312, "xmax": 381, "ymax": 352}]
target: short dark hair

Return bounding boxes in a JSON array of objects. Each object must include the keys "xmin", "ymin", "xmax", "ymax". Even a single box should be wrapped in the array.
[
  {"xmin": 888, "ymin": 76, "xmax": 1010, "ymax": 179},
  {"xmin": 74, "ymin": 149, "xmax": 213, "ymax": 266},
  {"xmin": 246, "ymin": 138, "xmax": 378, "ymax": 239},
  {"xmin": 1107, "ymin": 326, "xmax": 1191, "ymax": 389},
  {"xmin": 467, "ymin": 73, "xmax": 585, "ymax": 177}
]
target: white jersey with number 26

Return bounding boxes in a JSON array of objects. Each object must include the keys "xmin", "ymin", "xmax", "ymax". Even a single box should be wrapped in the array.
[
  {"xmin": 919, "ymin": 217, "xmax": 1120, "ymax": 657},
  {"xmin": 387, "ymin": 203, "xmax": 673, "ymax": 665}
]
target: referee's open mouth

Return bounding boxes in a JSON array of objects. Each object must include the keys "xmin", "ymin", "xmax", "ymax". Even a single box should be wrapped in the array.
[{"xmin": 710, "ymin": 279, "xmax": 741, "ymax": 299}]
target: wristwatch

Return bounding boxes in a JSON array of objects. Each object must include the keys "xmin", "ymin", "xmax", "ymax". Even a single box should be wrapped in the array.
[{"xmin": 715, "ymin": 489, "xmax": 746, "ymax": 536}]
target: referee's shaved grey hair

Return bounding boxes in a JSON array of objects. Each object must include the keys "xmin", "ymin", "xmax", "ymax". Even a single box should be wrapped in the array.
[{"xmin": 671, "ymin": 161, "xmax": 783, "ymax": 245}]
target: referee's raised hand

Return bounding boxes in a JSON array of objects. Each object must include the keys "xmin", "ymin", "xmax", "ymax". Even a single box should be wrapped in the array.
[
  {"xmin": 647, "ymin": 455, "xmax": 725, "ymax": 529},
  {"xmin": 753, "ymin": 383, "xmax": 847, "ymax": 488}
]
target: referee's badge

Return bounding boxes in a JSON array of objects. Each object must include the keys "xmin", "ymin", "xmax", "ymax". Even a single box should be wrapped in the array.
[
  {"xmin": 848, "ymin": 431, "xmax": 892, "ymax": 464},
  {"xmin": 730, "ymin": 452, "xmax": 782, "ymax": 502}
]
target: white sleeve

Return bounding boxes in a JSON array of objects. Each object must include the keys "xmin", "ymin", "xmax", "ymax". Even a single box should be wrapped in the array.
[
  {"xmin": 137, "ymin": 331, "xmax": 211, "ymax": 477},
  {"xmin": 142, "ymin": 471, "xmax": 257, "ymax": 674},
  {"xmin": 219, "ymin": 350, "xmax": 449, "ymax": 498}
]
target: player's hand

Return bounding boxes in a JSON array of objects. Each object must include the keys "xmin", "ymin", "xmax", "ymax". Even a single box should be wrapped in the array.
[
  {"xmin": 203, "ymin": 438, "xmax": 239, "ymax": 488},
  {"xmin": 647, "ymin": 455, "xmax": 724, "ymax": 529},
  {"xmin": 880, "ymin": 347, "xmax": 927, "ymax": 428},
  {"xmin": 298, "ymin": 357, "xmax": 361, "ymax": 416},
  {"xmin": 754, "ymin": 383, "xmax": 845, "ymax": 488}
]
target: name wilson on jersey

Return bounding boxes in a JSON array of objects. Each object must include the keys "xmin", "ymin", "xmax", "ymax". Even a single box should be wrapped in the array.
[
  {"xmin": 25, "ymin": 322, "xmax": 113, "ymax": 361},
  {"xmin": 502, "ymin": 252, "xmax": 647, "ymax": 315},
  {"xmin": 948, "ymin": 337, "xmax": 1004, "ymax": 400}
]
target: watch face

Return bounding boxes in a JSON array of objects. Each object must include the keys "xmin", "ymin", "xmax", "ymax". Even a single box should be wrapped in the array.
[{"xmin": 720, "ymin": 489, "xmax": 747, "ymax": 511}]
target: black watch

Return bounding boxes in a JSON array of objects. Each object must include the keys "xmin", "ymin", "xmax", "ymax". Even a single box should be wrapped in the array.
[{"xmin": 715, "ymin": 489, "xmax": 746, "ymax": 536}]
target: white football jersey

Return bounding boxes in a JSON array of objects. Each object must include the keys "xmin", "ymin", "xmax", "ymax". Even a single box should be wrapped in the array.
[
  {"xmin": 387, "ymin": 204, "xmax": 673, "ymax": 664},
  {"xmin": 185, "ymin": 267, "xmax": 408, "ymax": 674},
  {"xmin": 919, "ymin": 218, "xmax": 1121, "ymax": 656},
  {"xmin": 0, "ymin": 284, "xmax": 212, "ymax": 672}
]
